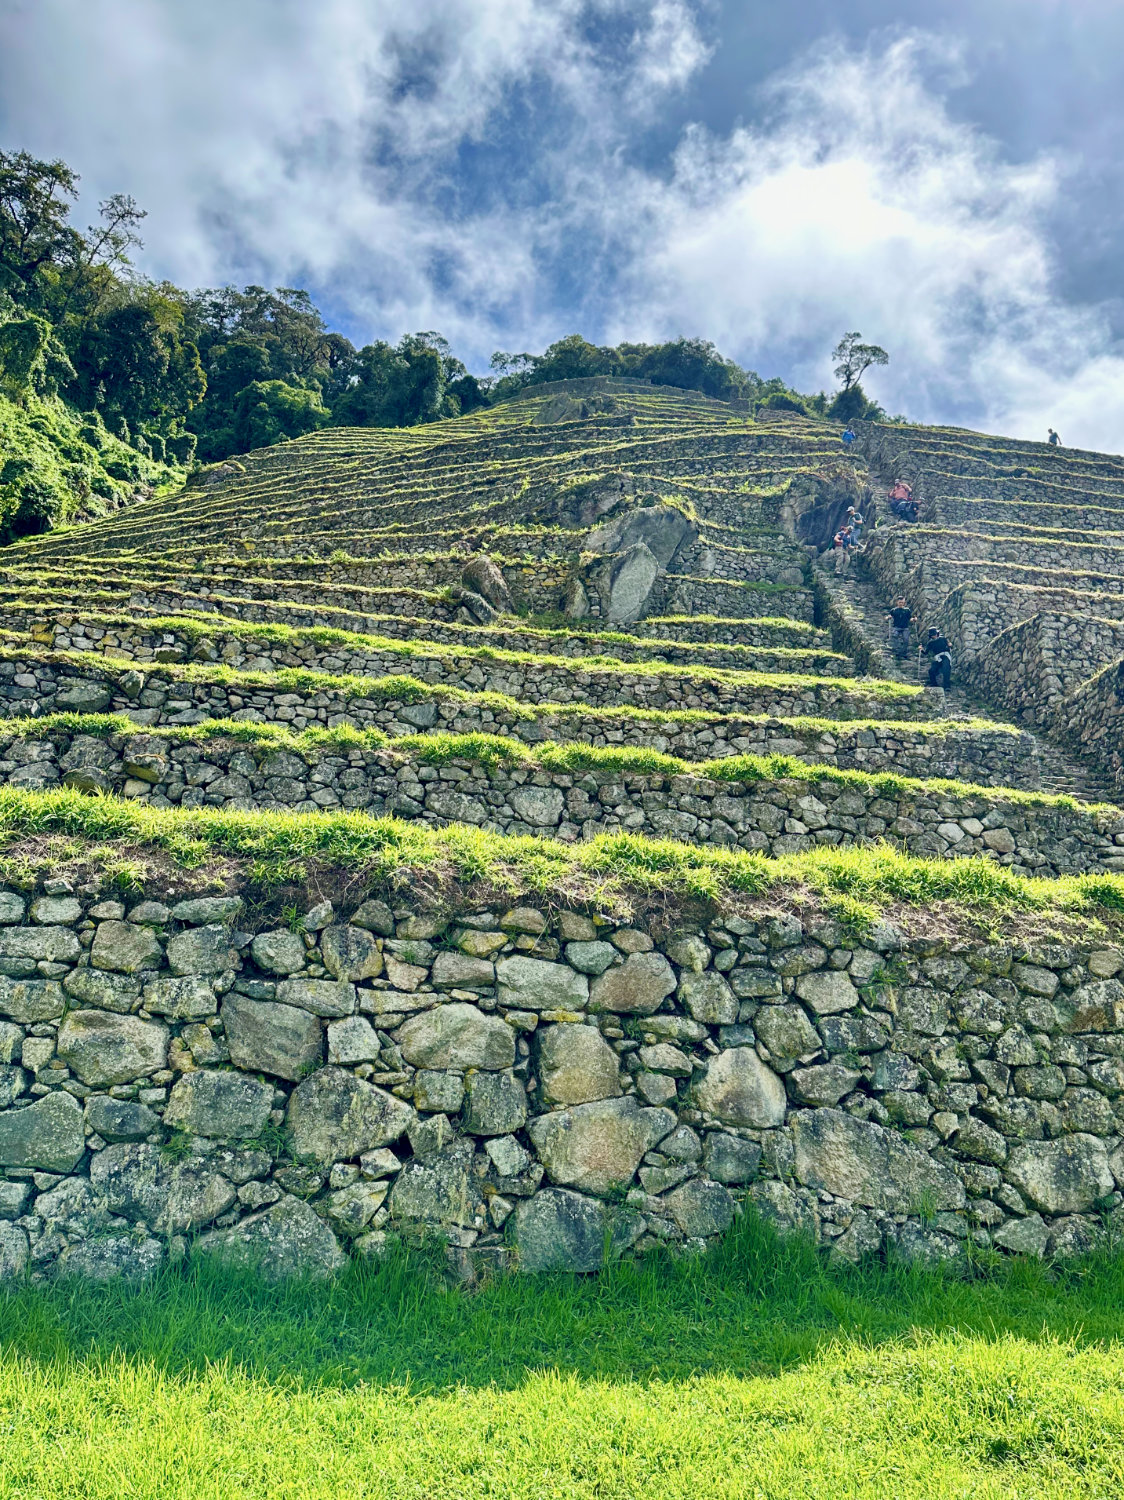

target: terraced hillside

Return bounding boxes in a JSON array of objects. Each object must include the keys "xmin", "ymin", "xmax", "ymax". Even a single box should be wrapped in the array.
[
  {"xmin": 2, "ymin": 379, "xmax": 1124, "ymax": 1286},
  {"xmin": 0, "ymin": 385, "xmax": 1117, "ymax": 851},
  {"xmin": 1, "ymin": 379, "xmax": 1119, "ymax": 875},
  {"xmin": 851, "ymin": 421, "xmax": 1124, "ymax": 799}
]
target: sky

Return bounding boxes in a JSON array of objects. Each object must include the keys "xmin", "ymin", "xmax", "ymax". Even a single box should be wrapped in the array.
[{"xmin": 2, "ymin": 0, "xmax": 1123, "ymax": 448}]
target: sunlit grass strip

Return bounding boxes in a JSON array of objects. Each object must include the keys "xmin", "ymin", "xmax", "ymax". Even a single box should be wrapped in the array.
[{"xmin": 1, "ymin": 785, "xmax": 1121, "ymax": 920}]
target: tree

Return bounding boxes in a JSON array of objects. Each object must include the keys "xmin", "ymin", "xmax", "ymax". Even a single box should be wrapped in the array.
[
  {"xmin": 0, "ymin": 150, "xmax": 81, "ymax": 298},
  {"xmin": 831, "ymin": 332, "xmax": 889, "ymax": 392},
  {"xmin": 232, "ymin": 380, "xmax": 328, "ymax": 451}
]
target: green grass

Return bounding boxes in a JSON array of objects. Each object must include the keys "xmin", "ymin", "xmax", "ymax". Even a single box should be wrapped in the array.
[
  {"xmin": 5, "ymin": 1215, "xmax": 1124, "ymax": 1496},
  {"xmin": 1, "ymin": 784, "xmax": 1122, "ymax": 926}
]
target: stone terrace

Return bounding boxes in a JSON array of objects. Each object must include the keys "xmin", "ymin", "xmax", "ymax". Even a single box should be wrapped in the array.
[{"xmin": 853, "ymin": 419, "xmax": 1124, "ymax": 799}]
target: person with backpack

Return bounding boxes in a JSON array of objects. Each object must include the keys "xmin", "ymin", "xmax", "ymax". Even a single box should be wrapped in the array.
[
  {"xmin": 887, "ymin": 598, "xmax": 912, "ymax": 658},
  {"xmin": 925, "ymin": 625, "xmax": 952, "ymax": 689},
  {"xmin": 833, "ymin": 527, "xmax": 848, "ymax": 574},
  {"xmin": 1048, "ymin": 428, "xmax": 1060, "ymax": 446},
  {"xmin": 841, "ymin": 425, "xmax": 857, "ymax": 447}
]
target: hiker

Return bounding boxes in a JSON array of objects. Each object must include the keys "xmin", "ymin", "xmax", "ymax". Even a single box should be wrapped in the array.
[
  {"xmin": 1048, "ymin": 428, "xmax": 1060, "ymax": 446},
  {"xmin": 925, "ymin": 625, "xmax": 952, "ymax": 690},
  {"xmin": 841, "ymin": 425, "xmax": 856, "ymax": 447},
  {"xmin": 847, "ymin": 504, "xmax": 865, "ymax": 543},
  {"xmin": 833, "ymin": 527, "xmax": 853, "ymax": 575},
  {"xmin": 887, "ymin": 597, "xmax": 912, "ymax": 658}
]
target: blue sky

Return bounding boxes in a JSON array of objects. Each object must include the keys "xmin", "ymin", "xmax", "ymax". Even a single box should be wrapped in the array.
[{"xmin": 2, "ymin": 0, "xmax": 1123, "ymax": 447}]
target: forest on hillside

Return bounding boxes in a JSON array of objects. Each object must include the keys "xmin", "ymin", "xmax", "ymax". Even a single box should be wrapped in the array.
[{"xmin": 0, "ymin": 147, "xmax": 881, "ymax": 539}]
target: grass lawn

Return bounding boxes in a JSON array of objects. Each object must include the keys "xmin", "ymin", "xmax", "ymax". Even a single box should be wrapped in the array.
[{"xmin": 3, "ymin": 1216, "xmax": 1124, "ymax": 1497}]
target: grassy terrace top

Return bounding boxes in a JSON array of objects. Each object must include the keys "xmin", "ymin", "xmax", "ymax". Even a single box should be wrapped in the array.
[
  {"xmin": 6, "ymin": 388, "xmax": 843, "ymax": 563},
  {"xmin": 2, "ymin": 785, "xmax": 1122, "ymax": 934},
  {"xmin": 864, "ymin": 419, "xmax": 1124, "ymax": 476}
]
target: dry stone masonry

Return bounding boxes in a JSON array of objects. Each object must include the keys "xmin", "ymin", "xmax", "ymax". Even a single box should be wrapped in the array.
[
  {"xmin": 1, "ymin": 877, "xmax": 1123, "ymax": 1282},
  {"xmin": 0, "ymin": 382, "xmax": 1121, "ymax": 1281}
]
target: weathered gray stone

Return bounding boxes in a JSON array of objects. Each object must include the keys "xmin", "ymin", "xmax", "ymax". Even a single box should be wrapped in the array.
[
  {"xmin": 509, "ymin": 785, "xmax": 565, "ymax": 827},
  {"xmin": 527, "ymin": 1095, "xmax": 675, "ymax": 1195},
  {"xmin": 0, "ymin": 1221, "xmax": 29, "ymax": 1279},
  {"xmin": 142, "ymin": 975, "xmax": 217, "ymax": 1020},
  {"xmin": 0, "ymin": 1020, "xmax": 20, "ymax": 1063},
  {"xmin": 222, "ymin": 994, "xmax": 323, "ymax": 1082},
  {"xmin": 702, "ymin": 1131, "xmax": 762, "ymax": 1184},
  {"xmin": 0, "ymin": 924, "xmax": 79, "ymax": 974},
  {"xmin": 496, "ymin": 956, "xmax": 588, "ymax": 1013},
  {"xmin": 287, "ymin": 1067, "xmax": 414, "ymax": 1165},
  {"xmin": 793, "ymin": 1108, "xmax": 966, "ymax": 1212},
  {"xmin": 512, "ymin": 1188, "xmax": 642, "ymax": 1272},
  {"xmin": 954, "ymin": 1117, "xmax": 1008, "ymax": 1166},
  {"xmin": 993, "ymin": 1213, "xmax": 1050, "ymax": 1257},
  {"xmin": 586, "ymin": 504, "xmax": 695, "ymax": 568},
  {"xmin": 166, "ymin": 925, "xmax": 233, "ymax": 976},
  {"xmin": 197, "ymin": 1193, "xmax": 346, "ymax": 1280},
  {"xmin": 90, "ymin": 1143, "xmax": 236, "ymax": 1233},
  {"xmin": 788, "ymin": 1063, "xmax": 860, "ymax": 1106},
  {"xmin": 414, "ymin": 1070, "xmax": 465, "ymax": 1113},
  {"xmin": 536, "ymin": 1023, "xmax": 621, "ymax": 1106},
  {"xmin": 56, "ymin": 1235, "xmax": 165, "ymax": 1282},
  {"xmin": 171, "ymin": 897, "xmax": 243, "ymax": 925},
  {"xmin": 276, "ymin": 978, "xmax": 357, "ymax": 1018},
  {"xmin": 30, "ymin": 895, "xmax": 80, "ymax": 925},
  {"xmin": 1005, "ymin": 1136, "xmax": 1113, "ymax": 1214},
  {"xmin": 694, "ymin": 1048, "xmax": 786, "ymax": 1128},
  {"xmin": 250, "ymin": 929, "xmax": 306, "ymax": 975},
  {"xmin": 589, "ymin": 952, "xmax": 675, "ymax": 1015},
  {"xmin": 324, "ymin": 1182, "xmax": 388, "ymax": 1236},
  {"xmin": 662, "ymin": 1178, "xmax": 734, "ymax": 1239},
  {"xmin": 0, "ymin": 1090, "xmax": 84, "ymax": 1171},
  {"xmin": 396, "ymin": 1002, "xmax": 515, "ymax": 1070},
  {"xmin": 64, "ymin": 967, "xmax": 140, "ymax": 1014},
  {"xmin": 326, "ymin": 1015, "xmax": 381, "ymax": 1065},
  {"xmin": 638, "ymin": 1043, "xmax": 691, "ymax": 1076},
  {"xmin": 57, "ymin": 1010, "xmax": 168, "ymax": 1087},
  {"xmin": 564, "ymin": 941, "xmax": 617, "ymax": 976},
  {"xmin": 753, "ymin": 1004, "xmax": 821, "ymax": 1064},
  {"xmin": 605, "ymin": 541, "xmax": 660, "ymax": 623},
  {"xmin": 389, "ymin": 1142, "xmax": 484, "ymax": 1226},
  {"xmin": 432, "ymin": 952, "xmax": 495, "ymax": 991},
  {"xmin": 84, "ymin": 1095, "xmax": 159, "ymax": 1143},
  {"xmin": 91, "ymin": 920, "xmax": 163, "ymax": 974},
  {"xmin": 0, "ymin": 976, "xmax": 64, "ymax": 1024},
  {"xmin": 0, "ymin": 1066, "xmax": 25, "ymax": 1109},
  {"xmin": 350, "ymin": 898, "xmax": 395, "ymax": 936},
  {"xmin": 677, "ymin": 971, "xmax": 738, "ymax": 1025},
  {"xmin": 163, "ymin": 1070, "xmax": 274, "ymax": 1140},
  {"xmin": 462, "ymin": 1070, "xmax": 527, "ymax": 1136},
  {"xmin": 795, "ymin": 970, "xmax": 859, "ymax": 1015},
  {"xmin": 320, "ymin": 925, "xmax": 383, "ymax": 982}
]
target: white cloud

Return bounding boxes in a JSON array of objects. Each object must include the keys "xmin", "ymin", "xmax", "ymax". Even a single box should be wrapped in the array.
[{"xmin": 3, "ymin": 7, "xmax": 1124, "ymax": 448}]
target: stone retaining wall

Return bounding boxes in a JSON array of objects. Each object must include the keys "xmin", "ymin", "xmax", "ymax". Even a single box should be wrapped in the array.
[
  {"xmin": 2, "ymin": 880, "xmax": 1123, "ymax": 1283},
  {"xmin": 937, "ymin": 582, "xmax": 1124, "ymax": 662},
  {"xmin": 0, "ymin": 663, "xmax": 1039, "ymax": 785},
  {"xmin": 1064, "ymin": 661, "xmax": 1124, "ymax": 795},
  {"xmin": 0, "ymin": 640, "xmax": 929, "ymax": 725},
  {"xmin": 968, "ymin": 614, "xmax": 1124, "ymax": 727},
  {"xmin": 7, "ymin": 727, "xmax": 1118, "ymax": 873}
]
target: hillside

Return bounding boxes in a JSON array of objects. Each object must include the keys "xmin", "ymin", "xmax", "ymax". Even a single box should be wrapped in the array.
[{"xmin": 0, "ymin": 378, "xmax": 1122, "ymax": 1291}]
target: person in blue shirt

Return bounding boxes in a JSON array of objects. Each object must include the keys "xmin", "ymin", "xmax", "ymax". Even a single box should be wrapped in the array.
[
  {"xmin": 841, "ymin": 425, "xmax": 857, "ymax": 446},
  {"xmin": 1048, "ymin": 428, "xmax": 1060, "ymax": 446}
]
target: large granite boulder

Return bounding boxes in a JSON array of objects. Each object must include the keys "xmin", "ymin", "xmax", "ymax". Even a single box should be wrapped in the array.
[
  {"xmin": 527, "ymin": 1095, "xmax": 675, "ymax": 1195},
  {"xmin": 56, "ymin": 1010, "xmax": 168, "ymax": 1087},
  {"xmin": 793, "ymin": 1108, "xmax": 965, "ymax": 1213},
  {"xmin": 1005, "ymin": 1136, "xmax": 1114, "ymax": 1214},
  {"xmin": 693, "ymin": 1048, "xmax": 786, "ymax": 1128},
  {"xmin": 0, "ymin": 1089, "xmax": 84, "ymax": 1171},
  {"xmin": 536, "ymin": 1022, "xmax": 621, "ymax": 1106},
  {"xmin": 512, "ymin": 1188, "xmax": 643, "ymax": 1273},
  {"xmin": 222, "ymin": 994, "xmax": 323, "ymax": 1082},
  {"xmin": 396, "ymin": 1002, "xmax": 516, "ymax": 1070},
  {"xmin": 286, "ymin": 1066, "xmax": 414, "ymax": 1165},
  {"xmin": 163, "ymin": 1070, "xmax": 274, "ymax": 1140},
  {"xmin": 90, "ymin": 1143, "xmax": 236, "ymax": 1234},
  {"xmin": 197, "ymin": 1193, "xmax": 346, "ymax": 1280}
]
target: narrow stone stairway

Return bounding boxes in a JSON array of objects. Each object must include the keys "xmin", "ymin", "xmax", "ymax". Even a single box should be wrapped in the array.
[{"xmin": 813, "ymin": 551, "xmax": 1123, "ymax": 807}]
